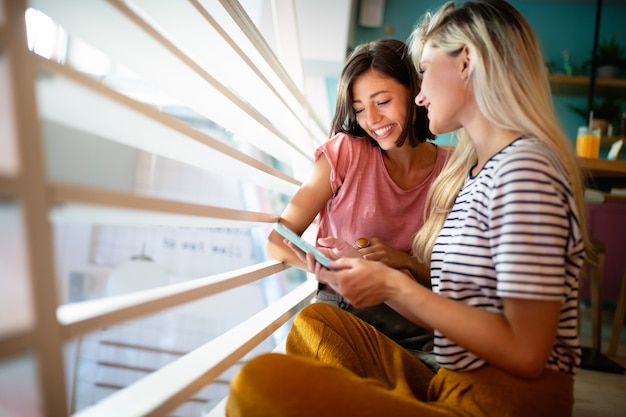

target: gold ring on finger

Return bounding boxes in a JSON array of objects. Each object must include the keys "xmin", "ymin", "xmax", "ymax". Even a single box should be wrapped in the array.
[{"xmin": 356, "ymin": 237, "xmax": 370, "ymax": 249}]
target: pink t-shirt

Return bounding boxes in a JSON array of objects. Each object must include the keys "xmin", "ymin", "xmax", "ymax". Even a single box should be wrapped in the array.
[{"xmin": 315, "ymin": 132, "xmax": 450, "ymax": 254}]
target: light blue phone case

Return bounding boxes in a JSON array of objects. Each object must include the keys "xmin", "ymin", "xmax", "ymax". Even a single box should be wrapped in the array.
[{"xmin": 273, "ymin": 223, "xmax": 334, "ymax": 269}]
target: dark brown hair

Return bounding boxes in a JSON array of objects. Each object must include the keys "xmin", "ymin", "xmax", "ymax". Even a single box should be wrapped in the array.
[{"xmin": 330, "ymin": 38, "xmax": 435, "ymax": 148}]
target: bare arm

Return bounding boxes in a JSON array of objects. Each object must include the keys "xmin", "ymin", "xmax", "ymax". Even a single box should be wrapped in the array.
[
  {"xmin": 314, "ymin": 244, "xmax": 559, "ymax": 379},
  {"xmin": 265, "ymin": 156, "xmax": 334, "ymax": 270},
  {"xmin": 389, "ymin": 279, "xmax": 560, "ymax": 379}
]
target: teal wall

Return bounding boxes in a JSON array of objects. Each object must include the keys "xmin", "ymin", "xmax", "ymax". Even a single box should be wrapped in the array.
[{"xmin": 345, "ymin": 0, "xmax": 626, "ymax": 150}]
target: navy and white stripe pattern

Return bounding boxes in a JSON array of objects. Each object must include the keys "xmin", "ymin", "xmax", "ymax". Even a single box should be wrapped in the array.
[{"xmin": 430, "ymin": 136, "xmax": 585, "ymax": 375}]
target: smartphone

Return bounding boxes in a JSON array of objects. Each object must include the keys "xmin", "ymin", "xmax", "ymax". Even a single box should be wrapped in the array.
[{"xmin": 272, "ymin": 223, "xmax": 334, "ymax": 270}]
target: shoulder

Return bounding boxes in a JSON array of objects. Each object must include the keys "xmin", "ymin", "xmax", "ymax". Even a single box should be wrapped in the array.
[
  {"xmin": 315, "ymin": 132, "xmax": 374, "ymax": 160},
  {"xmin": 493, "ymin": 138, "xmax": 568, "ymax": 182},
  {"xmin": 485, "ymin": 138, "xmax": 573, "ymax": 203}
]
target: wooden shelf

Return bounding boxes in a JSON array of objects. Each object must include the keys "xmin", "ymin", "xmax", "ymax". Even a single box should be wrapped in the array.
[
  {"xmin": 549, "ymin": 75, "xmax": 626, "ymax": 98},
  {"xmin": 579, "ymin": 157, "xmax": 626, "ymax": 179},
  {"xmin": 600, "ymin": 136, "xmax": 625, "ymax": 145}
]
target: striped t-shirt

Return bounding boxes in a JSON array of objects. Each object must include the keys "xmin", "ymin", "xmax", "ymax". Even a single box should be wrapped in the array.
[{"xmin": 430, "ymin": 136, "xmax": 585, "ymax": 375}]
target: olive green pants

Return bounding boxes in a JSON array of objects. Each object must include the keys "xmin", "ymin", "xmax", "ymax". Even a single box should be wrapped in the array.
[{"xmin": 226, "ymin": 303, "xmax": 574, "ymax": 417}]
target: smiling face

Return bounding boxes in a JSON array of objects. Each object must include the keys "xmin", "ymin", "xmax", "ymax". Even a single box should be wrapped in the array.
[
  {"xmin": 351, "ymin": 69, "xmax": 410, "ymax": 151},
  {"xmin": 415, "ymin": 43, "xmax": 470, "ymax": 135}
]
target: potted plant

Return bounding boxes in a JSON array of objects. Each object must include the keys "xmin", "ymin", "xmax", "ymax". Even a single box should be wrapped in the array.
[{"xmin": 594, "ymin": 34, "xmax": 625, "ymax": 78}]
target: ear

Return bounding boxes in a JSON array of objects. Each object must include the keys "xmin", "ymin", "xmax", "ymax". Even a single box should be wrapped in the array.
[{"xmin": 459, "ymin": 45, "xmax": 471, "ymax": 80}]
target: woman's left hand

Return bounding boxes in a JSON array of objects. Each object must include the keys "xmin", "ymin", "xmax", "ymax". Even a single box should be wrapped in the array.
[{"xmin": 354, "ymin": 237, "xmax": 407, "ymax": 268}]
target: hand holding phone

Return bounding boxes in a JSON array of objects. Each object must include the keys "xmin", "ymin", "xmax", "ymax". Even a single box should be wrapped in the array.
[{"xmin": 272, "ymin": 223, "xmax": 334, "ymax": 270}]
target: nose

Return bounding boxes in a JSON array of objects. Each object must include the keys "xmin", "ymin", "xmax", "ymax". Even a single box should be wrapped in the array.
[
  {"xmin": 415, "ymin": 92, "xmax": 425, "ymax": 106},
  {"xmin": 366, "ymin": 106, "xmax": 382, "ymax": 126}
]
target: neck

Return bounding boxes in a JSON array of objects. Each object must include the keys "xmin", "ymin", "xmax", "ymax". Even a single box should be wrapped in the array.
[
  {"xmin": 465, "ymin": 120, "xmax": 522, "ymax": 172},
  {"xmin": 386, "ymin": 142, "xmax": 432, "ymax": 167}
]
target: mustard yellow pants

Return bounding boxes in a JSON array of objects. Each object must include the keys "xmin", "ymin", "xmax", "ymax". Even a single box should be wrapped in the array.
[{"xmin": 226, "ymin": 303, "xmax": 574, "ymax": 417}]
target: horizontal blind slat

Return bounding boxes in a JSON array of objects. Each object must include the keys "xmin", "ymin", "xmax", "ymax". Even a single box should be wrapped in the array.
[
  {"xmin": 57, "ymin": 260, "xmax": 290, "ymax": 338},
  {"xmin": 217, "ymin": 0, "xmax": 327, "ymax": 135},
  {"xmin": 50, "ymin": 183, "xmax": 279, "ymax": 226}
]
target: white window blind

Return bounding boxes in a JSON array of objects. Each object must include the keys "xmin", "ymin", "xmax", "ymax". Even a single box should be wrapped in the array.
[{"xmin": 0, "ymin": 0, "xmax": 353, "ymax": 415}]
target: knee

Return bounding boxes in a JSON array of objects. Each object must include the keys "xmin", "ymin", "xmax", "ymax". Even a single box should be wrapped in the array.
[
  {"xmin": 227, "ymin": 353, "xmax": 284, "ymax": 415},
  {"xmin": 290, "ymin": 302, "xmax": 339, "ymax": 338},
  {"xmin": 287, "ymin": 303, "xmax": 346, "ymax": 356},
  {"xmin": 231, "ymin": 353, "xmax": 281, "ymax": 388}
]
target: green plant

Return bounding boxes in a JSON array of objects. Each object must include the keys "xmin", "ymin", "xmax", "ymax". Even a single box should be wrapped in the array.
[
  {"xmin": 568, "ymin": 97, "xmax": 624, "ymax": 125},
  {"xmin": 595, "ymin": 34, "xmax": 626, "ymax": 67}
]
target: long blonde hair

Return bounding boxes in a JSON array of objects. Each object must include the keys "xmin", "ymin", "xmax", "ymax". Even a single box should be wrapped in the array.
[{"xmin": 409, "ymin": 0, "xmax": 591, "ymax": 264}]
